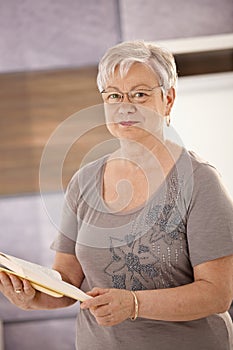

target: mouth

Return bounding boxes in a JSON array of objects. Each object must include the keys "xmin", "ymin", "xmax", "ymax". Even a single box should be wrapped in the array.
[{"xmin": 118, "ymin": 121, "xmax": 140, "ymax": 127}]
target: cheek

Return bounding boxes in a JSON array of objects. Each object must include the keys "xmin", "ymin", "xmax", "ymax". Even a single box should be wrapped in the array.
[
  {"xmin": 144, "ymin": 113, "xmax": 164, "ymax": 135},
  {"xmin": 105, "ymin": 112, "xmax": 113, "ymax": 125},
  {"xmin": 104, "ymin": 107, "xmax": 120, "ymax": 138},
  {"xmin": 148, "ymin": 94, "xmax": 167, "ymax": 115},
  {"xmin": 104, "ymin": 104, "xmax": 118, "ymax": 124},
  {"xmin": 106, "ymin": 123, "xmax": 118, "ymax": 137},
  {"xmin": 137, "ymin": 105, "xmax": 164, "ymax": 129}
]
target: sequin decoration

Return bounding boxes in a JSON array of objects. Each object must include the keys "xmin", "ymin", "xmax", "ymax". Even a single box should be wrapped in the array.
[{"xmin": 104, "ymin": 166, "xmax": 191, "ymax": 290}]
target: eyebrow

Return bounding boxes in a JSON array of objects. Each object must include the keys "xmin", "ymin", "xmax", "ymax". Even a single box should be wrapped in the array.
[{"xmin": 104, "ymin": 83, "xmax": 155, "ymax": 91}]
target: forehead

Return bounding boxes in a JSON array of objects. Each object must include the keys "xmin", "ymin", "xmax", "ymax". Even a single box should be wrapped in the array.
[{"xmin": 106, "ymin": 62, "xmax": 159, "ymax": 88}]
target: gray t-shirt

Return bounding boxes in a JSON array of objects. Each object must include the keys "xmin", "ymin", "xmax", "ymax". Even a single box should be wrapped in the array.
[{"xmin": 51, "ymin": 149, "xmax": 233, "ymax": 350}]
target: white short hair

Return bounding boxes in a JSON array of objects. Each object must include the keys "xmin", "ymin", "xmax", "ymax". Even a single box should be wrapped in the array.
[{"xmin": 97, "ymin": 40, "xmax": 177, "ymax": 93}]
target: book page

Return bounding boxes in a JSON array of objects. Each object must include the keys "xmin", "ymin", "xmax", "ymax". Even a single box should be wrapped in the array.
[
  {"xmin": 0, "ymin": 253, "xmax": 62, "ymax": 284},
  {"xmin": 0, "ymin": 253, "xmax": 25, "ymax": 276},
  {"xmin": 0, "ymin": 266, "xmax": 63, "ymax": 298},
  {"xmin": 0, "ymin": 252, "xmax": 91, "ymax": 301},
  {"xmin": 6, "ymin": 255, "xmax": 62, "ymax": 280}
]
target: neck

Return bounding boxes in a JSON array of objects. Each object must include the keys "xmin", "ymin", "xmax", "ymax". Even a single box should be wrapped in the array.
[
  {"xmin": 110, "ymin": 135, "xmax": 182, "ymax": 176},
  {"xmin": 118, "ymin": 134, "xmax": 165, "ymax": 165}
]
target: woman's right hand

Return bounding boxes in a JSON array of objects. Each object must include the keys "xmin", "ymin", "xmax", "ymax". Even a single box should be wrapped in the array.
[{"xmin": 0, "ymin": 271, "xmax": 36, "ymax": 310}]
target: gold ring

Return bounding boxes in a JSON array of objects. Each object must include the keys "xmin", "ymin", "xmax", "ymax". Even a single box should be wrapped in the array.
[{"xmin": 15, "ymin": 288, "xmax": 22, "ymax": 294}]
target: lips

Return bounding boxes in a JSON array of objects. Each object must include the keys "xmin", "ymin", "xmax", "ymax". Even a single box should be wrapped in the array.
[{"xmin": 118, "ymin": 121, "xmax": 140, "ymax": 127}]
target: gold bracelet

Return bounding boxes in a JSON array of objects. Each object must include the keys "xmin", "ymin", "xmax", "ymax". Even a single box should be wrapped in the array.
[{"xmin": 130, "ymin": 291, "xmax": 139, "ymax": 321}]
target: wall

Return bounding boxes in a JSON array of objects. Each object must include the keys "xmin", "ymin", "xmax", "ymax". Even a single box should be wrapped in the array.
[
  {"xmin": 0, "ymin": 0, "xmax": 232, "ymax": 72},
  {"xmin": 0, "ymin": 1, "xmax": 233, "ymax": 348},
  {"xmin": 172, "ymin": 71, "xmax": 233, "ymax": 198}
]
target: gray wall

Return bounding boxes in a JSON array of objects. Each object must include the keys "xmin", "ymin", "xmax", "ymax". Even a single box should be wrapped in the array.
[{"xmin": 0, "ymin": 0, "xmax": 232, "ymax": 72}]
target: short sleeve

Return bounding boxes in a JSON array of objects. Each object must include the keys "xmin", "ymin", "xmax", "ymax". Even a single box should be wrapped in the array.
[
  {"xmin": 50, "ymin": 172, "xmax": 79, "ymax": 255},
  {"xmin": 187, "ymin": 163, "xmax": 233, "ymax": 267}
]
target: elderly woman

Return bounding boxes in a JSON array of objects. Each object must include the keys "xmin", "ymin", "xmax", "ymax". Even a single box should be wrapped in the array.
[{"xmin": 0, "ymin": 41, "xmax": 233, "ymax": 350}]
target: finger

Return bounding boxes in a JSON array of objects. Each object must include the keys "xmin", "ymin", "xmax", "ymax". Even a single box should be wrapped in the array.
[
  {"xmin": 8, "ymin": 274, "xmax": 24, "ymax": 292},
  {"xmin": 22, "ymin": 279, "xmax": 36, "ymax": 296},
  {"xmin": 0, "ymin": 272, "xmax": 15, "ymax": 290},
  {"xmin": 90, "ymin": 304, "xmax": 111, "ymax": 318},
  {"xmin": 0, "ymin": 271, "xmax": 9, "ymax": 283},
  {"xmin": 95, "ymin": 314, "xmax": 114, "ymax": 327},
  {"xmin": 81, "ymin": 292, "xmax": 110, "ymax": 310},
  {"xmin": 87, "ymin": 287, "xmax": 109, "ymax": 297}
]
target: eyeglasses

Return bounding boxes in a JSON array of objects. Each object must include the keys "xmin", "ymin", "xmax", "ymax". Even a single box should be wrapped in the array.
[{"xmin": 101, "ymin": 85, "xmax": 163, "ymax": 104}]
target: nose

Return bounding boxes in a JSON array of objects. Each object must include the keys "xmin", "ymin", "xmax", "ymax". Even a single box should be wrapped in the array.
[
  {"xmin": 121, "ymin": 92, "xmax": 131, "ymax": 103},
  {"xmin": 118, "ymin": 102, "xmax": 136, "ymax": 115}
]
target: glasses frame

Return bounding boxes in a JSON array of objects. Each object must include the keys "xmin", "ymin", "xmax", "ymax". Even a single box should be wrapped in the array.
[{"xmin": 101, "ymin": 85, "xmax": 163, "ymax": 104}]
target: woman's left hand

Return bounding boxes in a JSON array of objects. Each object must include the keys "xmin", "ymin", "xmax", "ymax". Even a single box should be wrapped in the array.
[{"xmin": 80, "ymin": 287, "xmax": 134, "ymax": 326}]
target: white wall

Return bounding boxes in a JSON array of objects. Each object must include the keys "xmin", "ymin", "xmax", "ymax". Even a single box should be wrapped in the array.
[{"xmin": 172, "ymin": 71, "xmax": 233, "ymax": 198}]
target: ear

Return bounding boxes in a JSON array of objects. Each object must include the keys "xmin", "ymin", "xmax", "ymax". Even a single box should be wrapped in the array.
[{"xmin": 165, "ymin": 87, "xmax": 176, "ymax": 116}]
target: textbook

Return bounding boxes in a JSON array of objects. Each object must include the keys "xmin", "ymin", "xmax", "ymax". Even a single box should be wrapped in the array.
[{"xmin": 0, "ymin": 252, "xmax": 91, "ymax": 302}]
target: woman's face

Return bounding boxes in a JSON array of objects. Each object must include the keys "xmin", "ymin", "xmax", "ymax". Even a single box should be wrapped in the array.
[{"xmin": 103, "ymin": 63, "xmax": 175, "ymax": 143}]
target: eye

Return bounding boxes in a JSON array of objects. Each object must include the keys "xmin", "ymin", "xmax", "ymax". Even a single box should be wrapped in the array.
[
  {"xmin": 135, "ymin": 92, "xmax": 146, "ymax": 98},
  {"xmin": 107, "ymin": 92, "xmax": 122, "ymax": 102},
  {"xmin": 131, "ymin": 91, "xmax": 150, "ymax": 102}
]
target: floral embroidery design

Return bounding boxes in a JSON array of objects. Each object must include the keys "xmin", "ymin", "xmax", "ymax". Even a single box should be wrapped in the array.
[{"xmin": 104, "ymin": 170, "xmax": 187, "ymax": 290}]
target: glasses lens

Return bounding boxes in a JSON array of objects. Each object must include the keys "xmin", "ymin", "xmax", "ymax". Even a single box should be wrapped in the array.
[
  {"xmin": 101, "ymin": 87, "xmax": 160, "ymax": 104},
  {"xmin": 130, "ymin": 90, "xmax": 152, "ymax": 103},
  {"xmin": 102, "ymin": 92, "xmax": 122, "ymax": 103}
]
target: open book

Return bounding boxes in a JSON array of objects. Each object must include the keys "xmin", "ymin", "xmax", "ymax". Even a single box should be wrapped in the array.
[{"xmin": 0, "ymin": 252, "xmax": 91, "ymax": 302}]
